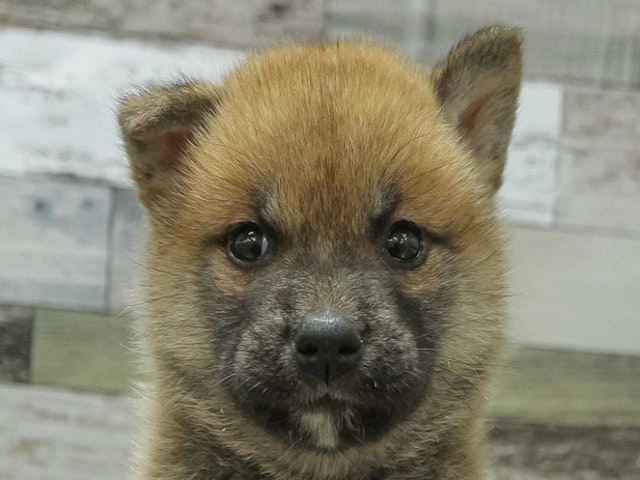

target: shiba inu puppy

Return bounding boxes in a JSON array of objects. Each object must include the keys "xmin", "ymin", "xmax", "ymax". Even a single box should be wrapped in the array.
[{"xmin": 119, "ymin": 26, "xmax": 521, "ymax": 480}]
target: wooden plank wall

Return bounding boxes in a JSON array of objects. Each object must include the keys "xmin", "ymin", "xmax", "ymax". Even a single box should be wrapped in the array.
[{"xmin": 1, "ymin": 1, "xmax": 639, "ymax": 87}]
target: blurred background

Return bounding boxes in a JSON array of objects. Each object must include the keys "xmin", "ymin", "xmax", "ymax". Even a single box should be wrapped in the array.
[{"xmin": 0, "ymin": 1, "xmax": 639, "ymax": 479}]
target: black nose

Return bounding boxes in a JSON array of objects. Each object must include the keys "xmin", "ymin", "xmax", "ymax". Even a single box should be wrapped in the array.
[{"xmin": 295, "ymin": 315, "xmax": 363, "ymax": 384}]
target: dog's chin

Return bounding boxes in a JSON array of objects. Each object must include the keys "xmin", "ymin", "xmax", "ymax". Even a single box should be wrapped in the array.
[{"xmin": 242, "ymin": 383, "xmax": 399, "ymax": 451}]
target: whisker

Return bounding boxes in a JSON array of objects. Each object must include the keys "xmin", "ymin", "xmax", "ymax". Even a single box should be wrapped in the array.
[
  {"xmin": 133, "ymin": 259, "xmax": 179, "ymax": 276},
  {"xmin": 123, "ymin": 292, "xmax": 183, "ymax": 309}
]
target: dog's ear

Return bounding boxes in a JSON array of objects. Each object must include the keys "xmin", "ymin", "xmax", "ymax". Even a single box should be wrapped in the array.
[
  {"xmin": 118, "ymin": 81, "xmax": 221, "ymax": 211},
  {"xmin": 432, "ymin": 26, "xmax": 522, "ymax": 192}
]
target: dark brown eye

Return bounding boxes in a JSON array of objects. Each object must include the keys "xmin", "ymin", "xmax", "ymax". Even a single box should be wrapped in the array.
[
  {"xmin": 227, "ymin": 222, "xmax": 269, "ymax": 264},
  {"xmin": 384, "ymin": 220, "xmax": 426, "ymax": 267}
]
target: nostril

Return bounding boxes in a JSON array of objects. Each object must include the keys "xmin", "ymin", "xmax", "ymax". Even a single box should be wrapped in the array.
[
  {"xmin": 294, "ymin": 314, "xmax": 364, "ymax": 383},
  {"xmin": 296, "ymin": 341, "xmax": 319, "ymax": 357},
  {"xmin": 337, "ymin": 341, "xmax": 360, "ymax": 356}
]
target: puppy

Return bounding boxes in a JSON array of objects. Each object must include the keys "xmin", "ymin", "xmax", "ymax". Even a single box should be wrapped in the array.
[{"xmin": 118, "ymin": 26, "xmax": 521, "ymax": 480}]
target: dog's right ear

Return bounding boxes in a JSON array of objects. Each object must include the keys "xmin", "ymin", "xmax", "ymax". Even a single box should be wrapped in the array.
[{"xmin": 118, "ymin": 82, "xmax": 222, "ymax": 211}]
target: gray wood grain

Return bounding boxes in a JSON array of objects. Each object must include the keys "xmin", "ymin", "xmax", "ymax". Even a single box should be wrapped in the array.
[
  {"xmin": 556, "ymin": 141, "xmax": 640, "ymax": 233},
  {"xmin": 0, "ymin": 27, "xmax": 243, "ymax": 187},
  {"xmin": 1, "ymin": 384, "xmax": 638, "ymax": 480},
  {"xmin": 0, "ymin": 177, "xmax": 110, "ymax": 311},
  {"xmin": 0, "ymin": 0, "xmax": 125, "ymax": 31},
  {"xmin": 507, "ymin": 227, "xmax": 640, "ymax": 356},
  {"xmin": 490, "ymin": 421, "xmax": 640, "ymax": 480},
  {"xmin": 327, "ymin": 0, "xmax": 640, "ymax": 88},
  {"xmin": 120, "ymin": 0, "xmax": 258, "ymax": 47},
  {"xmin": 563, "ymin": 86, "xmax": 640, "ymax": 143},
  {"xmin": 500, "ymin": 83, "xmax": 562, "ymax": 227},
  {"xmin": 0, "ymin": 0, "xmax": 326, "ymax": 49},
  {"xmin": 0, "ymin": 306, "xmax": 34, "ymax": 383},
  {"xmin": 0, "ymin": 384, "xmax": 135, "ymax": 480},
  {"xmin": 256, "ymin": 0, "xmax": 326, "ymax": 45},
  {"xmin": 107, "ymin": 188, "xmax": 145, "ymax": 314}
]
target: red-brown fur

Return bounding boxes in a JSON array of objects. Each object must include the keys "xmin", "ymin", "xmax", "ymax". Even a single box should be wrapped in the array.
[{"xmin": 119, "ymin": 26, "xmax": 522, "ymax": 480}]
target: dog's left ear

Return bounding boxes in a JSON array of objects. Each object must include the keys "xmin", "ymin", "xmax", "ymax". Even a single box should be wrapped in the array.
[
  {"xmin": 432, "ymin": 26, "xmax": 522, "ymax": 192},
  {"xmin": 118, "ymin": 81, "xmax": 222, "ymax": 213}
]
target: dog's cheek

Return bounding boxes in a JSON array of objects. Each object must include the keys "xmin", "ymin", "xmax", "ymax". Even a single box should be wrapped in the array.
[{"xmin": 230, "ymin": 309, "xmax": 297, "ymax": 402}]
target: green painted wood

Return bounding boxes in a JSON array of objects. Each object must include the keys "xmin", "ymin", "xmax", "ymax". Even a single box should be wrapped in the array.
[
  {"xmin": 489, "ymin": 420, "xmax": 640, "ymax": 480},
  {"xmin": 27, "ymin": 307, "xmax": 640, "ymax": 426},
  {"xmin": 0, "ymin": 305, "xmax": 34, "ymax": 383},
  {"xmin": 2, "ymin": 383, "xmax": 638, "ymax": 480},
  {"xmin": 491, "ymin": 347, "xmax": 640, "ymax": 427},
  {"xmin": 31, "ymin": 308, "xmax": 135, "ymax": 393}
]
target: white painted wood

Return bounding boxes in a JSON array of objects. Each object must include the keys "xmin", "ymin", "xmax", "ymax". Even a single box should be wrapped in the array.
[
  {"xmin": 326, "ymin": 0, "xmax": 417, "ymax": 46},
  {"xmin": 0, "ymin": 177, "xmax": 109, "ymax": 310},
  {"xmin": 120, "ymin": 0, "xmax": 258, "ymax": 47},
  {"xmin": 564, "ymin": 85, "xmax": 640, "ymax": 142},
  {"xmin": 108, "ymin": 188, "xmax": 145, "ymax": 313},
  {"xmin": 0, "ymin": 0, "xmax": 326, "ymax": 49},
  {"xmin": 0, "ymin": 0, "xmax": 125, "ymax": 31},
  {"xmin": 256, "ymin": 0, "xmax": 326, "ymax": 45},
  {"xmin": 507, "ymin": 226, "xmax": 640, "ymax": 355},
  {"xmin": 499, "ymin": 83, "xmax": 563, "ymax": 227},
  {"xmin": 500, "ymin": 139, "xmax": 557, "ymax": 227},
  {"xmin": 556, "ymin": 142, "xmax": 640, "ymax": 233},
  {"xmin": 1, "ymin": 27, "xmax": 557, "ymax": 228},
  {"xmin": 0, "ymin": 384, "xmax": 135, "ymax": 480},
  {"xmin": 328, "ymin": 0, "xmax": 640, "ymax": 87},
  {"xmin": 0, "ymin": 27, "xmax": 244, "ymax": 187}
]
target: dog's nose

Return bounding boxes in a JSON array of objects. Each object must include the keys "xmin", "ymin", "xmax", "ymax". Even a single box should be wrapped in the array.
[{"xmin": 295, "ymin": 315, "xmax": 363, "ymax": 384}]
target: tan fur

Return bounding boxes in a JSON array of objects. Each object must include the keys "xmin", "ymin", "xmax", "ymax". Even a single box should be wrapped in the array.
[{"xmin": 119, "ymin": 26, "xmax": 522, "ymax": 480}]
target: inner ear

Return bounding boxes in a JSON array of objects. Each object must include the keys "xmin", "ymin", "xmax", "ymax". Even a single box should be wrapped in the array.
[
  {"xmin": 128, "ymin": 124, "xmax": 196, "ymax": 188},
  {"xmin": 432, "ymin": 26, "xmax": 522, "ymax": 193},
  {"xmin": 152, "ymin": 125, "xmax": 194, "ymax": 172},
  {"xmin": 118, "ymin": 81, "xmax": 221, "ymax": 210},
  {"xmin": 458, "ymin": 94, "xmax": 491, "ymax": 135}
]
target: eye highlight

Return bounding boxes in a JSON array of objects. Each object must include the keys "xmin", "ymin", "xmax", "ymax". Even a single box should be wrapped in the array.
[
  {"xmin": 384, "ymin": 220, "xmax": 428, "ymax": 268},
  {"xmin": 227, "ymin": 222, "xmax": 269, "ymax": 264}
]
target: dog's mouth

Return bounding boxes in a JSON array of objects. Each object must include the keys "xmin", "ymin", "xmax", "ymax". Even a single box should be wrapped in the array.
[
  {"xmin": 304, "ymin": 393, "xmax": 352, "ymax": 409},
  {"xmin": 247, "ymin": 388, "xmax": 395, "ymax": 451},
  {"xmin": 225, "ymin": 351, "xmax": 433, "ymax": 451},
  {"xmin": 227, "ymin": 363, "xmax": 430, "ymax": 451}
]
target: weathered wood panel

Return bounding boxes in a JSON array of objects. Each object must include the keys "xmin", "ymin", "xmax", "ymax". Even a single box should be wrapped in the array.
[
  {"xmin": 0, "ymin": 0, "xmax": 326, "ymax": 49},
  {"xmin": 494, "ymin": 348, "xmax": 640, "ymax": 426},
  {"xmin": 556, "ymin": 142, "xmax": 640, "ymax": 233},
  {"xmin": 0, "ymin": 305, "xmax": 33, "ymax": 383},
  {"xmin": 0, "ymin": 384, "xmax": 639, "ymax": 480},
  {"xmin": 327, "ymin": 0, "xmax": 640, "ymax": 88},
  {"xmin": 0, "ymin": 27, "xmax": 243, "ymax": 187},
  {"xmin": 490, "ymin": 422, "xmax": 640, "ymax": 480},
  {"xmin": 2, "ymin": 0, "xmax": 640, "ymax": 86},
  {"xmin": 326, "ymin": 0, "xmax": 417, "ymax": 45},
  {"xmin": 120, "ymin": 0, "xmax": 258, "ymax": 46},
  {"xmin": 507, "ymin": 227, "xmax": 640, "ymax": 356},
  {"xmin": 0, "ymin": 0, "xmax": 125, "ymax": 31},
  {"xmin": 256, "ymin": 0, "xmax": 326, "ymax": 45},
  {"xmin": 0, "ymin": 384, "xmax": 135, "ymax": 480},
  {"xmin": 31, "ymin": 308, "xmax": 135, "ymax": 393},
  {"xmin": 499, "ymin": 83, "xmax": 562, "ymax": 227},
  {"xmin": 107, "ymin": 188, "xmax": 145, "ymax": 313},
  {"xmin": 558, "ymin": 86, "xmax": 640, "ymax": 232},
  {"xmin": 564, "ymin": 86, "xmax": 640, "ymax": 142},
  {"xmin": 17, "ymin": 301, "xmax": 640, "ymax": 426},
  {"xmin": 0, "ymin": 177, "xmax": 110, "ymax": 311}
]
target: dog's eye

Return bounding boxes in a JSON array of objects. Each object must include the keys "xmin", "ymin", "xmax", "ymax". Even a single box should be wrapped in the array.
[
  {"xmin": 227, "ymin": 222, "xmax": 269, "ymax": 264},
  {"xmin": 384, "ymin": 220, "xmax": 427, "ymax": 267}
]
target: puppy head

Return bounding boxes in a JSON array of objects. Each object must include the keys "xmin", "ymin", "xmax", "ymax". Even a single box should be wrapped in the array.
[{"xmin": 119, "ymin": 26, "xmax": 521, "ymax": 458}]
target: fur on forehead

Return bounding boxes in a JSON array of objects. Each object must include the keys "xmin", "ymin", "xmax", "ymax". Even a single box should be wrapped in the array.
[{"xmin": 176, "ymin": 42, "xmax": 489, "ymax": 242}]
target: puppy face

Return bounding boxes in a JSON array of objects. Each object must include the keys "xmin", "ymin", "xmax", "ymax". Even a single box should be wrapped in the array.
[{"xmin": 120, "ymin": 27, "xmax": 521, "ymax": 458}]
